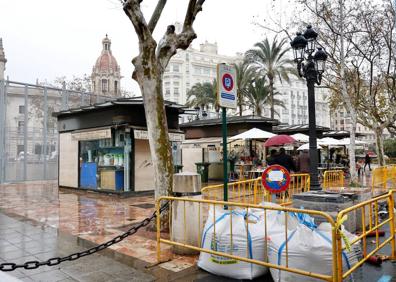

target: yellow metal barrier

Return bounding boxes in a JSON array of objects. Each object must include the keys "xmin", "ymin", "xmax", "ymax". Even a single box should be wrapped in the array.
[
  {"xmin": 323, "ymin": 170, "xmax": 344, "ymax": 190},
  {"xmin": 371, "ymin": 165, "xmax": 396, "ymax": 195},
  {"xmin": 336, "ymin": 190, "xmax": 396, "ymax": 281},
  {"xmin": 201, "ymin": 173, "xmax": 310, "ymax": 206},
  {"xmin": 201, "ymin": 177, "xmax": 261, "ymax": 204},
  {"xmin": 156, "ymin": 197, "xmax": 338, "ymax": 282}
]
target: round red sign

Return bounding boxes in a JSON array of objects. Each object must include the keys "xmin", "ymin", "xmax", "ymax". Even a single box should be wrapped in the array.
[
  {"xmin": 261, "ymin": 165, "xmax": 290, "ymax": 193},
  {"xmin": 222, "ymin": 73, "xmax": 234, "ymax": 92}
]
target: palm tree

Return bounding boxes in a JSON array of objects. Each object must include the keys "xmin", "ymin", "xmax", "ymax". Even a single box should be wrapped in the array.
[
  {"xmin": 233, "ymin": 61, "xmax": 254, "ymax": 116},
  {"xmin": 245, "ymin": 77, "xmax": 285, "ymax": 117},
  {"xmin": 186, "ymin": 80, "xmax": 217, "ymax": 111},
  {"xmin": 245, "ymin": 37, "xmax": 297, "ymax": 119}
]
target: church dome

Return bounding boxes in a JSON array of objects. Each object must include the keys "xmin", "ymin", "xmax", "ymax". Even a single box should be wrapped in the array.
[{"xmin": 93, "ymin": 34, "xmax": 120, "ymax": 73}]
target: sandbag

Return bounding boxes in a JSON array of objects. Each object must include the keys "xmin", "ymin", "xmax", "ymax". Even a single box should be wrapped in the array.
[
  {"xmin": 197, "ymin": 206, "xmax": 269, "ymax": 280},
  {"xmin": 267, "ymin": 219, "xmax": 361, "ymax": 282}
]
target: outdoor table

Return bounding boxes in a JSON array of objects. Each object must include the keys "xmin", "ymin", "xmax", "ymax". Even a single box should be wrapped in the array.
[
  {"xmin": 235, "ymin": 163, "xmax": 253, "ymax": 179},
  {"xmin": 246, "ymin": 169, "xmax": 265, "ymax": 179}
]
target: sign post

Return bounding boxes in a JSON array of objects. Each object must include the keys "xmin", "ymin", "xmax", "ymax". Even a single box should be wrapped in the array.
[{"xmin": 217, "ymin": 64, "xmax": 237, "ymax": 206}]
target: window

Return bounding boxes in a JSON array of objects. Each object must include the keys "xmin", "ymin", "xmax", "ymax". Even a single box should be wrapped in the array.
[
  {"xmin": 17, "ymin": 121, "xmax": 24, "ymax": 132},
  {"xmin": 203, "ymin": 67, "xmax": 210, "ymax": 75},
  {"xmin": 174, "ymin": 88, "xmax": 180, "ymax": 96},
  {"xmin": 17, "ymin": 145, "xmax": 24, "ymax": 155},
  {"xmin": 19, "ymin": 105, "xmax": 25, "ymax": 114},
  {"xmin": 165, "ymin": 88, "xmax": 170, "ymax": 95},
  {"xmin": 34, "ymin": 144, "xmax": 42, "ymax": 155},
  {"xmin": 101, "ymin": 79, "xmax": 108, "ymax": 92},
  {"xmin": 173, "ymin": 81, "xmax": 180, "ymax": 86},
  {"xmin": 164, "ymin": 81, "xmax": 170, "ymax": 87},
  {"xmin": 173, "ymin": 64, "xmax": 180, "ymax": 72},
  {"xmin": 194, "ymin": 66, "xmax": 201, "ymax": 75},
  {"xmin": 114, "ymin": 81, "xmax": 118, "ymax": 94}
]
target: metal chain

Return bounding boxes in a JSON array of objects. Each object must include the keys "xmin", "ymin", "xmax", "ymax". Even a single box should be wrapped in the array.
[{"xmin": 0, "ymin": 202, "xmax": 169, "ymax": 272}]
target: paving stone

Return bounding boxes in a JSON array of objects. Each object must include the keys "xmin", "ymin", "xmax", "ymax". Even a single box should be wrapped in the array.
[
  {"xmin": 0, "ymin": 249, "xmax": 32, "ymax": 260},
  {"xmin": 29, "ymin": 269, "xmax": 71, "ymax": 282},
  {"xmin": 19, "ymin": 277, "xmax": 34, "ymax": 282},
  {"xmin": 57, "ymin": 278, "xmax": 79, "ymax": 282},
  {"xmin": 71, "ymin": 271, "xmax": 115, "ymax": 282}
]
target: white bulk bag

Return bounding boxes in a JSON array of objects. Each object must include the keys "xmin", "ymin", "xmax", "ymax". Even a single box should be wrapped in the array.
[
  {"xmin": 268, "ymin": 220, "xmax": 361, "ymax": 282},
  {"xmin": 198, "ymin": 206, "xmax": 269, "ymax": 280}
]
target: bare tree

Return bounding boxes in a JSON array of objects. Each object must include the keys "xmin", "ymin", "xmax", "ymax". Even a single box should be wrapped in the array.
[{"xmin": 122, "ymin": 0, "xmax": 206, "ymax": 200}]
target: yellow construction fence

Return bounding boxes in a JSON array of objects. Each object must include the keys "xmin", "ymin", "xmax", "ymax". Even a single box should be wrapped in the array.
[
  {"xmin": 156, "ymin": 189, "xmax": 396, "ymax": 282},
  {"xmin": 323, "ymin": 170, "xmax": 344, "ymax": 190},
  {"xmin": 201, "ymin": 173, "xmax": 310, "ymax": 206},
  {"xmin": 372, "ymin": 165, "xmax": 396, "ymax": 194}
]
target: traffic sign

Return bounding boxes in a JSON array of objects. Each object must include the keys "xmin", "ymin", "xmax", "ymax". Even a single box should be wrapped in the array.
[
  {"xmin": 261, "ymin": 165, "xmax": 290, "ymax": 193},
  {"xmin": 217, "ymin": 64, "xmax": 237, "ymax": 109}
]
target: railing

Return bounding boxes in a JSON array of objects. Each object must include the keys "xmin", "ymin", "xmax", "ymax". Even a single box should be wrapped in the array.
[
  {"xmin": 323, "ymin": 170, "xmax": 344, "ymax": 190},
  {"xmin": 156, "ymin": 190, "xmax": 396, "ymax": 282},
  {"xmin": 201, "ymin": 173, "xmax": 310, "ymax": 206},
  {"xmin": 371, "ymin": 165, "xmax": 396, "ymax": 194},
  {"xmin": 156, "ymin": 197, "xmax": 338, "ymax": 281},
  {"xmin": 336, "ymin": 190, "xmax": 395, "ymax": 281}
]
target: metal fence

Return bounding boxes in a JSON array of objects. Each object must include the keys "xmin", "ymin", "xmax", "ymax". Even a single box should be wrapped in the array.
[
  {"xmin": 0, "ymin": 79, "xmax": 115, "ymax": 183},
  {"xmin": 201, "ymin": 173, "xmax": 310, "ymax": 206}
]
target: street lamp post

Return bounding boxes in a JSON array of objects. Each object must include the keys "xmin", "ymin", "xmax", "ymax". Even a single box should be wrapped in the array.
[{"xmin": 291, "ymin": 25, "xmax": 328, "ymax": 191}]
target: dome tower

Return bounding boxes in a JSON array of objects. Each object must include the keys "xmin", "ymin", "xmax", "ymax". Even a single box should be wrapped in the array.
[{"xmin": 91, "ymin": 35, "xmax": 121, "ymax": 99}]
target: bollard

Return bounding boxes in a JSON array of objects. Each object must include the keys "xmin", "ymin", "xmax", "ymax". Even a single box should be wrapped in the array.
[{"xmin": 171, "ymin": 172, "xmax": 204, "ymax": 255}]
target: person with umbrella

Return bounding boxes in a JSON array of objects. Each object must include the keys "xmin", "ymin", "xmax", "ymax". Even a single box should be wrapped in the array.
[{"xmin": 273, "ymin": 148, "xmax": 297, "ymax": 172}]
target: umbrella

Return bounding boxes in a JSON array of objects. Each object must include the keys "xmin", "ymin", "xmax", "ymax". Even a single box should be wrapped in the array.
[
  {"xmin": 291, "ymin": 133, "xmax": 310, "ymax": 143},
  {"xmin": 229, "ymin": 128, "xmax": 276, "ymax": 140},
  {"xmin": 297, "ymin": 143, "xmax": 323, "ymax": 151},
  {"xmin": 317, "ymin": 137, "xmax": 343, "ymax": 146},
  {"xmin": 264, "ymin": 135, "xmax": 296, "ymax": 147},
  {"xmin": 338, "ymin": 138, "xmax": 367, "ymax": 145}
]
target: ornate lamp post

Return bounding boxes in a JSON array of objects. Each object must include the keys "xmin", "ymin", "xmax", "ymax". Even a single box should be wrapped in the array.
[{"xmin": 291, "ymin": 25, "xmax": 328, "ymax": 191}]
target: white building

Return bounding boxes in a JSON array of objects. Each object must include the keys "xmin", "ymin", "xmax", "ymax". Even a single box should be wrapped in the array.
[
  {"xmin": 163, "ymin": 36, "xmax": 243, "ymax": 105},
  {"xmin": 272, "ymin": 79, "xmax": 331, "ymax": 128},
  {"xmin": 330, "ymin": 108, "xmax": 390, "ymax": 143}
]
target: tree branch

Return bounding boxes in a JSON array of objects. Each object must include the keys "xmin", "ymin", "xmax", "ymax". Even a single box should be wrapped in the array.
[
  {"xmin": 148, "ymin": 0, "xmax": 167, "ymax": 33},
  {"xmin": 123, "ymin": 0, "xmax": 153, "ymax": 43}
]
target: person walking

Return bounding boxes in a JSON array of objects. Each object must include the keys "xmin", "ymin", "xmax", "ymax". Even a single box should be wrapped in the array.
[
  {"xmin": 267, "ymin": 149, "xmax": 278, "ymax": 165},
  {"xmin": 364, "ymin": 153, "xmax": 371, "ymax": 172},
  {"xmin": 274, "ymin": 148, "xmax": 296, "ymax": 172},
  {"xmin": 297, "ymin": 150, "xmax": 310, "ymax": 173}
]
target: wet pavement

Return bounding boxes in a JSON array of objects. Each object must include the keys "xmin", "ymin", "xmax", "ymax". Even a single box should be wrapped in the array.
[
  {"xmin": 0, "ymin": 181, "xmax": 201, "ymax": 281},
  {"xmin": 0, "ymin": 176, "xmax": 394, "ymax": 281},
  {"xmin": 0, "ymin": 212, "xmax": 155, "ymax": 282}
]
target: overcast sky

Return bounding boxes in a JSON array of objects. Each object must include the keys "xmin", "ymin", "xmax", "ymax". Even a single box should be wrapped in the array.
[{"xmin": 0, "ymin": 0, "xmax": 297, "ymax": 95}]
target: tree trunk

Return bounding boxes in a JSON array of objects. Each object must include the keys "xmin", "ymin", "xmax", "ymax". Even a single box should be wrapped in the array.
[
  {"xmin": 348, "ymin": 112, "xmax": 358, "ymax": 184},
  {"xmin": 238, "ymin": 92, "xmax": 243, "ymax": 116},
  {"xmin": 374, "ymin": 127, "xmax": 386, "ymax": 166},
  {"xmin": 135, "ymin": 67, "xmax": 173, "ymax": 200},
  {"xmin": 269, "ymin": 79, "xmax": 275, "ymax": 119},
  {"xmin": 339, "ymin": 0, "xmax": 357, "ymax": 183},
  {"xmin": 256, "ymin": 105, "xmax": 262, "ymax": 117}
]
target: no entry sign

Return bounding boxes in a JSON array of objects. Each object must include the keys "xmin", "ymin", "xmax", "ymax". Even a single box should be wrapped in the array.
[
  {"xmin": 261, "ymin": 165, "xmax": 290, "ymax": 193},
  {"xmin": 217, "ymin": 64, "xmax": 237, "ymax": 109}
]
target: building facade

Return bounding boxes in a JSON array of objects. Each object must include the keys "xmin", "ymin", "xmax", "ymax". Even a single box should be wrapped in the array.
[
  {"xmin": 330, "ymin": 108, "xmax": 390, "ymax": 143},
  {"xmin": 163, "ymin": 37, "xmax": 243, "ymax": 105},
  {"xmin": 271, "ymin": 79, "xmax": 331, "ymax": 128},
  {"xmin": 91, "ymin": 35, "xmax": 122, "ymax": 98}
]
